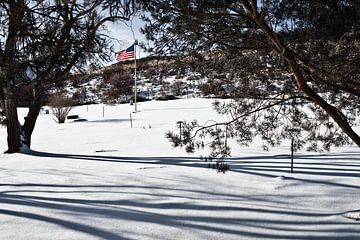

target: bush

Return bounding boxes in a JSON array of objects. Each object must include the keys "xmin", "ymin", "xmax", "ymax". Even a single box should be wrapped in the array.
[
  {"xmin": 48, "ymin": 94, "xmax": 74, "ymax": 124},
  {"xmin": 199, "ymin": 80, "xmax": 226, "ymax": 97}
]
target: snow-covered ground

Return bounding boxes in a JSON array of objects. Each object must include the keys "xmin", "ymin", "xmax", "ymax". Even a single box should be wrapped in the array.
[{"xmin": 0, "ymin": 98, "xmax": 359, "ymax": 239}]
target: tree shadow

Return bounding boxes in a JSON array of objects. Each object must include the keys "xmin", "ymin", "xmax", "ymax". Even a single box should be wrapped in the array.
[
  {"xmin": 1, "ymin": 183, "xmax": 360, "ymax": 239},
  {"xmin": 0, "ymin": 208, "xmax": 130, "ymax": 240},
  {"xmin": 24, "ymin": 150, "xmax": 360, "ymax": 188},
  {"xmin": 26, "ymin": 149, "xmax": 208, "ymax": 168},
  {"xmin": 87, "ymin": 118, "xmax": 131, "ymax": 124},
  {"xmin": 227, "ymin": 152, "xmax": 360, "ymax": 189},
  {"xmin": 8, "ymin": 150, "xmax": 359, "ymax": 238}
]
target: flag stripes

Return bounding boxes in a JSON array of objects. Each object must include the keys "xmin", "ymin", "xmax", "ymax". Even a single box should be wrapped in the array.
[{"xmin": 116, "ymin": 44, "xmax": 135, "ymax": 61}]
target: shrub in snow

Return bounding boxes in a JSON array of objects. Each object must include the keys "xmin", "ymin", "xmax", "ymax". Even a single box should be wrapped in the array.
[
  {"xmin": 102, "ymin": 70, "xmax": 134, "ymax": 103},
  {"xmin": 170, "ymin": 81, "xmax": 185, "ymax": 96},
  {"xmin": 199, "ymin": 80, "xmax": 226, "ymax": 97},
  {"xmin": 48, "ymin": 94, "xmax": 74, "ymax": 124}
]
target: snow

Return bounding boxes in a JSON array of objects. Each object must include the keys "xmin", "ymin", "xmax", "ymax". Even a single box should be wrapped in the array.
[{"xmin": 1, "ymin": 98, "xmax": 360, "ymax": 239}]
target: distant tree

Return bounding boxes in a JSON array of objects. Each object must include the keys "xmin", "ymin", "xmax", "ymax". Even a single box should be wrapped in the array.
[
  {"xmin": 141, "ymin": 0, "xmax": 360, "ymax": 168},
  {"xmin": 199, "ymin": 80, "xmax": 226, "ymax": 97},
  {"xmin": 171, "ymin": 80, "xmax": 184, "ymax": 96},
  {"xmin": 103, "ymin": 70, "xmax": 134, "ymax": 101},
  {"xmin": 0, "ymin": 0, "xmax": 136, "ymax": 153}
]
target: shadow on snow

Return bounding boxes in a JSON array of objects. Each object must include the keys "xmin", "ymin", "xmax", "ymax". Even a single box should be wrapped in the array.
[
  {"xmin": 0, "ymin": 150, "xmax": 358, "ymax": 239},
  {"xmin": 1, "ymin": 182, "xmax": 360, "ymax": 239}
]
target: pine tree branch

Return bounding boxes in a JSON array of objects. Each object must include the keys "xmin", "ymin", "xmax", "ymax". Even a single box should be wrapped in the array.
[{"xmin": 191, "ymin": 95, "xmax": 306, "ymax": 139}]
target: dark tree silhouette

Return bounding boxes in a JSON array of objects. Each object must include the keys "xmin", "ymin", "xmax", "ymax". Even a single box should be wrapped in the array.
[{"xmin": 0, "ymin": 0, "xmax": 136, "ymax": 153}]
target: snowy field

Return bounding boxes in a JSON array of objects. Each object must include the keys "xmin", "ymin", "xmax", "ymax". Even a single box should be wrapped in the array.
[{"xmin": 0, "ymin": 98, "xmax": 360, "ymax": 239}]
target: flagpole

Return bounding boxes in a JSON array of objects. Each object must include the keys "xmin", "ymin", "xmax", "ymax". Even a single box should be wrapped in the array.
[{"xmin": 134, "ymin": 40, "xmax": 138, "ymax": 113}]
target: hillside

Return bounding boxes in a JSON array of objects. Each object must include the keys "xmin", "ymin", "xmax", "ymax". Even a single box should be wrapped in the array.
[{"xmin": 59, "ymin": 55, "xmax": 242, "ymax": 105}]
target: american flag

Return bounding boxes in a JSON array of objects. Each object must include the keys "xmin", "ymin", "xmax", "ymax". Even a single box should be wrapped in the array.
[{"xmin": 116, "ymin": 44, "xmax": 135, "ymax": 61}]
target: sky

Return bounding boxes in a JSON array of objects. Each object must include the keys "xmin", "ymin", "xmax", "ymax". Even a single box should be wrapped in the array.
[{"xmin": 105, "ymin": 15, "xmax": 148, "ymax": 65}]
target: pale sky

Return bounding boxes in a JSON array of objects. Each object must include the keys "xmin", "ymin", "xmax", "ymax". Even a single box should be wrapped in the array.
[{"xmin": 105, "ymin": 15, "xmax": 148, "ymax": 65}]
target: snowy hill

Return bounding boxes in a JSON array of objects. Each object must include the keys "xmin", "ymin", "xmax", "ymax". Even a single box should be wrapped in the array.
[
  {"xmin": 61, "ymin": 56, "xmax": 234, "ymax": 105},
  {"xmin": 0, "ymin": 98, "xmax": 360, "ymax": 239}
]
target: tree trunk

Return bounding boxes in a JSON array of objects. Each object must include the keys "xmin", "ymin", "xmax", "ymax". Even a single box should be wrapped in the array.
[
  {"xmin": 3, "ymin": 86, "xmax": 21, "ymax": 153},
  {"xmin": 1, "ymin": 1, "xmax": 25, "ymax": 153},
  {"xmin": 289, "ymin": 63, "xmax": 360, "ymax": 146},
  {"xmin": 0, "ymin": 87, "xmax": 4, "ymax": 108},
  {"xmin": 22, "ymin": 84, "xmax": 45, "ymax": 148}
]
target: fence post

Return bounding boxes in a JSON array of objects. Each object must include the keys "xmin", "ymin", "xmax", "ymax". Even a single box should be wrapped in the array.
[
  {"xmin": 130, "ymin": 113, "xmax": 133, "ymax": 128},
  {"xmin": 177, "ymin": 121, "xmax": 183, "ymax": 145},
  {"xmin": 291, "ymin": 138, "xmax": 294, "ymax": 173}
]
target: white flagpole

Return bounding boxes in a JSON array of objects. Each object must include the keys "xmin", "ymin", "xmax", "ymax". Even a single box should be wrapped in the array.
[{"xmin": 134, "ymin": 40, "xmax": 137, "ymax": 113}]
